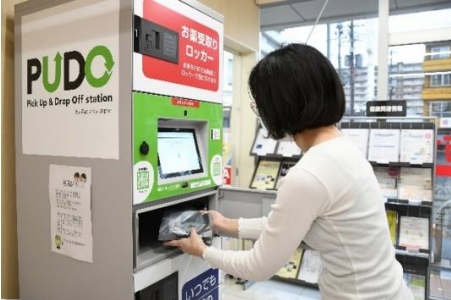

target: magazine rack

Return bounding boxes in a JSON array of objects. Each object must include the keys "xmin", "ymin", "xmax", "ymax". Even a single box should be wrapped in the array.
[{"xmin": 341, "ymin": 116, "xmax": 436, "ymax": 300}]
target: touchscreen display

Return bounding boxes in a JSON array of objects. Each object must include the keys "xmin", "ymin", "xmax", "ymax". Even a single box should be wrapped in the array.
[{"xmin": 157, "ymin": 128, "xmax": 203, "ymax": 179}]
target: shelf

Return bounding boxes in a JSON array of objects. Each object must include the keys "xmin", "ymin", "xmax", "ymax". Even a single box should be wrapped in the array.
[
  {"xmin": 272, "ymin": 275, "xmax": 319, "ymax": 289},
  {"xmin": 369, "ymin": 161, "xmax": 434, "ymax": 168},
  {"xmin": 385, "ymin": 198, "xmax": 433, "ymax": 208},
  {"xmin": 136, "ymin": 242, "xmax": 181, "ymax": 271},
  {"xmin": 395, "ymin": 248, "xmax": 430, "ymax": 259},
  {"xmin": 251, "ymin": 153, "xmax": 302, "ymax": 159},
  {"xmin": 430, "ymin": 261, "xmax": 451, "ymax": 271}
]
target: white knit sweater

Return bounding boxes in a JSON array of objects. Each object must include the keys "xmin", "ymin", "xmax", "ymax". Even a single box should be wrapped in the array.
[{"xmin": 204, "ymin": 136, "xmax": 414, "ymax": 300}]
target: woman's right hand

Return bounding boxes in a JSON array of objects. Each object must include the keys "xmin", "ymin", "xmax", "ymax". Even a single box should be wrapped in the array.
[{"xmin": 205, "ymin": 210, "xmax": 226, "ymax": 232}]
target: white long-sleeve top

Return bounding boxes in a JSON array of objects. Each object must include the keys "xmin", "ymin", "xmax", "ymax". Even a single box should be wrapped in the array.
[{"xmin": 203, "ymin": 136, "xmax": 413, "ymax": 300}]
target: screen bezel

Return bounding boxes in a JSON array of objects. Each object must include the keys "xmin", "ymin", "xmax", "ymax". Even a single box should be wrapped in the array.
[{"xmin": 157, "ymin": 127, "xmax": 204, "ymax": 180}]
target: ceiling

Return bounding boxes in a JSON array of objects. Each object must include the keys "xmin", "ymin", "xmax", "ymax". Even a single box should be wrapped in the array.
[{"xmin": 259, "ymin": 0, "xmax": 451, "ymax": 30}]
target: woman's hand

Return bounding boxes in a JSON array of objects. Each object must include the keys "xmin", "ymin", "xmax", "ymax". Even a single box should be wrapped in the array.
[
  {"xmin": 204, "ymin": 210, "xmax": 226, "ymax": 233},
  {"xmin": 203, "ymin": 210, "xmax": 239, "ymax": 237},
  {"xmin": 163, "ymin": 227, "xmax": 207, "ymax": 258}
]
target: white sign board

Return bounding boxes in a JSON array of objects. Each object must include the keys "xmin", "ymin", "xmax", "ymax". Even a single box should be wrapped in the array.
[
  {"xmin": 21, "ymin": 0, "xmax": 119, "ymax": 159},
  {"xmin": 49, "ymin": 165, "xmax": 93, "ymax": 263}
]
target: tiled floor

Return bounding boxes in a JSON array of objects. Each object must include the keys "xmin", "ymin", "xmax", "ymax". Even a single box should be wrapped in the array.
[
  {"xmin": 431, "ymin": 269, "xmax": 451, "ymax": 299},
  {"xmin": 221, "ymin": 278, "xmax": 321, "ymax": 300}
]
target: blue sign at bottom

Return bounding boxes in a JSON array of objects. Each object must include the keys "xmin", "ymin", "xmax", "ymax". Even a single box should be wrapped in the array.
[{"xmin": 182, "ymin": 268, "xmax": 219, "ymax": 300}]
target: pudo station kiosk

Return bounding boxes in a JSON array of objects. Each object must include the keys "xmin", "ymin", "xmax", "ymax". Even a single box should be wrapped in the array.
[{"xmin": 15, "ymin": 0, "xmax": 225, "ymax": 299}]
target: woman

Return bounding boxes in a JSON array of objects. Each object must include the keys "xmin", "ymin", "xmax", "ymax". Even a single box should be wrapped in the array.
[{"xmin": 165, "ymin": 43, "xmax": 413, "ymax": 300}]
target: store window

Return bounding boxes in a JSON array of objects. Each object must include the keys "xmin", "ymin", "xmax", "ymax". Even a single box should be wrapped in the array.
[
  {"xmin": 388, "ymin": 41, "xmax": 451, "ymax": 117},
  {"xmin": 273, "ymin": 18, "xmax": 378, "ymax": 116},
  {"xmin": 389, "ymin": 8, "xmax": 451, "ymax": 33},
  {"xmin": 387, "ymin": 44, "xmax": 425, "ymax": 116},
  {"xmin": 261, "ymin": 8, "xmax": 451, "ymax": 118}
]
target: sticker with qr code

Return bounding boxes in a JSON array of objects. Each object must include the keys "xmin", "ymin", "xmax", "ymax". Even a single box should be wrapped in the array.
[{"xmin": 133, "ymin": 161, "xmax": 154, "ymax": 204}]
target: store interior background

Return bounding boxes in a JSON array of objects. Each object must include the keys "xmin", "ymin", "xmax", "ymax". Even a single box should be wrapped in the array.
[{"xmin": 2, "ymin": 0, "xmax": 451, "ymax": 299}]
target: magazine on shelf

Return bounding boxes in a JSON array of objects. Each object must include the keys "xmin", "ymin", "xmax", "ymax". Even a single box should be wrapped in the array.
[
  {"xmin": 250, "ymin": 160, "xmax": 280, "ymax": 190},
  {"xmin": 399, "ymin": 216, "xmax": 429, "ymax": 250},
  {"xmin": 400, "ymin": 129, "xmax": 434, "ymax": 164},
  {"xmin": 373, "ymin": 167, "xmax": 399, "ymax": 200},
  {"xmin": 403, "ymin": 272, "xmax": 426, "ymax": 300},
  {"xmin": 275, "ymin": 247, "xmax": 303, "ymax": 280},
  {"xmin": 368, "ymin": 129, "xmax": 400, "ymax": 163},
  {"xmin": 398, "ymin": 168, "xmax": 432, "ymax": 202},
  {"xmin": 341, "ymin": 128, "xmax": 369, "ymax": 158},
  {"xmin": 386, "ymin": 210, "xmax": 398, "ymax": 245},
  {"xmin": 251, "ymin": 127, "xmax": 278, "ymax": 156},
  {"xmin": 297, "ymin": 249, "xmax": 322, "ymax": 284},
  {"xmin": 276, "ymin": 141, "xmax": 301, "ymax": 157}
]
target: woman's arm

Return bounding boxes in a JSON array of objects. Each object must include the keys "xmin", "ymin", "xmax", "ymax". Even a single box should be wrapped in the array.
[
  {"xmin": 207, "ymin": 210, "xmax": 239, "ymax": 237},
  {"xmin": 203, "ymin": 169, "xmax": 330, "ymax": 281},
  {"xmin": 208, "ymin": 210, "xmax": 268, "ymax": 240}
]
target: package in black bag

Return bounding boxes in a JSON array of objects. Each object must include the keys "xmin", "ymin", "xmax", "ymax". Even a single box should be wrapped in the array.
[{"xmin": 158, "ymin": 210, "xmax": 212, "ymax": 242}]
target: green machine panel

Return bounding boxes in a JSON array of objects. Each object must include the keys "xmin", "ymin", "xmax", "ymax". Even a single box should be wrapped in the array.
[{"xmin": 133, "ymin": 92, "xmax": 223, "ymax": 204}]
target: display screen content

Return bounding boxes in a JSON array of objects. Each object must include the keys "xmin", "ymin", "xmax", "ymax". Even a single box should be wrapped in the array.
[{"xmin": 157, "ymin": 128, "xmax": 203, "ymax": 179}]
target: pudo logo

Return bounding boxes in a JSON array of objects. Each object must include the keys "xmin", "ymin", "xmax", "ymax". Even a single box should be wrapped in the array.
[{"xmin": 27, "ymin": 45, "xmax": 114, "ymax": 95}]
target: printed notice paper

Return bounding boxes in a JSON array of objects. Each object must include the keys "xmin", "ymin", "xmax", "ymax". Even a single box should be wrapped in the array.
[
  {"xmin": 399, "ymin": 168, "xmax": 432, "ymax": 202},
  {"xmin": 400, "ymin": 129, "xmax": 434, "ymax": 164},
  {"xmin": 368, "ymin": 129, "xmax": 400, "ymax": 163},
  {"xmin": 373, "ymin": 167, "xmax": 398, "ymax": 200},
  {"xmin": 251, "ymin": 128, "xmax": 278, "ymax": 156},
  {"xmin": 341, "ymin": 128, "xmax": 369, "ymax": 158},
  {"xmin": 399, "ymin": 216, "xmax": 429, "ymax": 250},
  {"xmin": 297, "ymin": 249, "xmax": 322, "ymax": 284},
  {"xmin": 49, "ymin": 165, "xmax": 93, "ymax": 262}
]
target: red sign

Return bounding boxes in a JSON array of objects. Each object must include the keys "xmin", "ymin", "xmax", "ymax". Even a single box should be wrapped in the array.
[
  {"xmin": 436, "ymin": 134, "xmax": 451, "ymax": 176},
  {"xmin": 223, "ymin": 166, "xmax": 231, "ymax": 185},
  {"xmin": 143, "ymin": 0, "xmax": 219, "ymax": 91},
  {"xmin": 171, "ymin": 98, "xmax": 200, "ymax": 108}
]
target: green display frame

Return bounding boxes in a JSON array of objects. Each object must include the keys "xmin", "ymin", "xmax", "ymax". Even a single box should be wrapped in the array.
[{"xmin": 133, "ymin": 92, "xmax": 223, "ymax": 204}]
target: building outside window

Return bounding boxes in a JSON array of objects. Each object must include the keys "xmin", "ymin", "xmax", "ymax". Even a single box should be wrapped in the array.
[
  {"xmin": 431, "ymin": 74, "xmax": 451, "ymax": 87},
  {"xmin": 431, "ymin": 46, "xmax": 451, "ymax": 60},
  {"xmin": 260, "ymin": 8, "xmax": 451, "ymax": 118}
]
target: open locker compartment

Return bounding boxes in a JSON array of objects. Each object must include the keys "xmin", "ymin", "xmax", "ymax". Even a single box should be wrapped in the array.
[
  {"xmin": 218, "ymin": 186, "xmax": 277, "ymax": 219},
  {"xmin": 134, "ymin": 188, "xmax": 219, "ymax": 271},
  {"xmin": 134, "ymin": 186, "xmax": 278, "ymax": 265}
]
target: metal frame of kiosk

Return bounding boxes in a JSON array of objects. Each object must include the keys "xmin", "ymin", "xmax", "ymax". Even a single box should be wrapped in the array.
[{"xmin": 15, "ymin": 1, "xmax": 224, "ymax": 299}]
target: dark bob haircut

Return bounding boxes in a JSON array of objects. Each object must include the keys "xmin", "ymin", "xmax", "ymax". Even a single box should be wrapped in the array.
[{"xmin": 248, "ymin": 43, "xmax": 345, "ymax": 140}]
